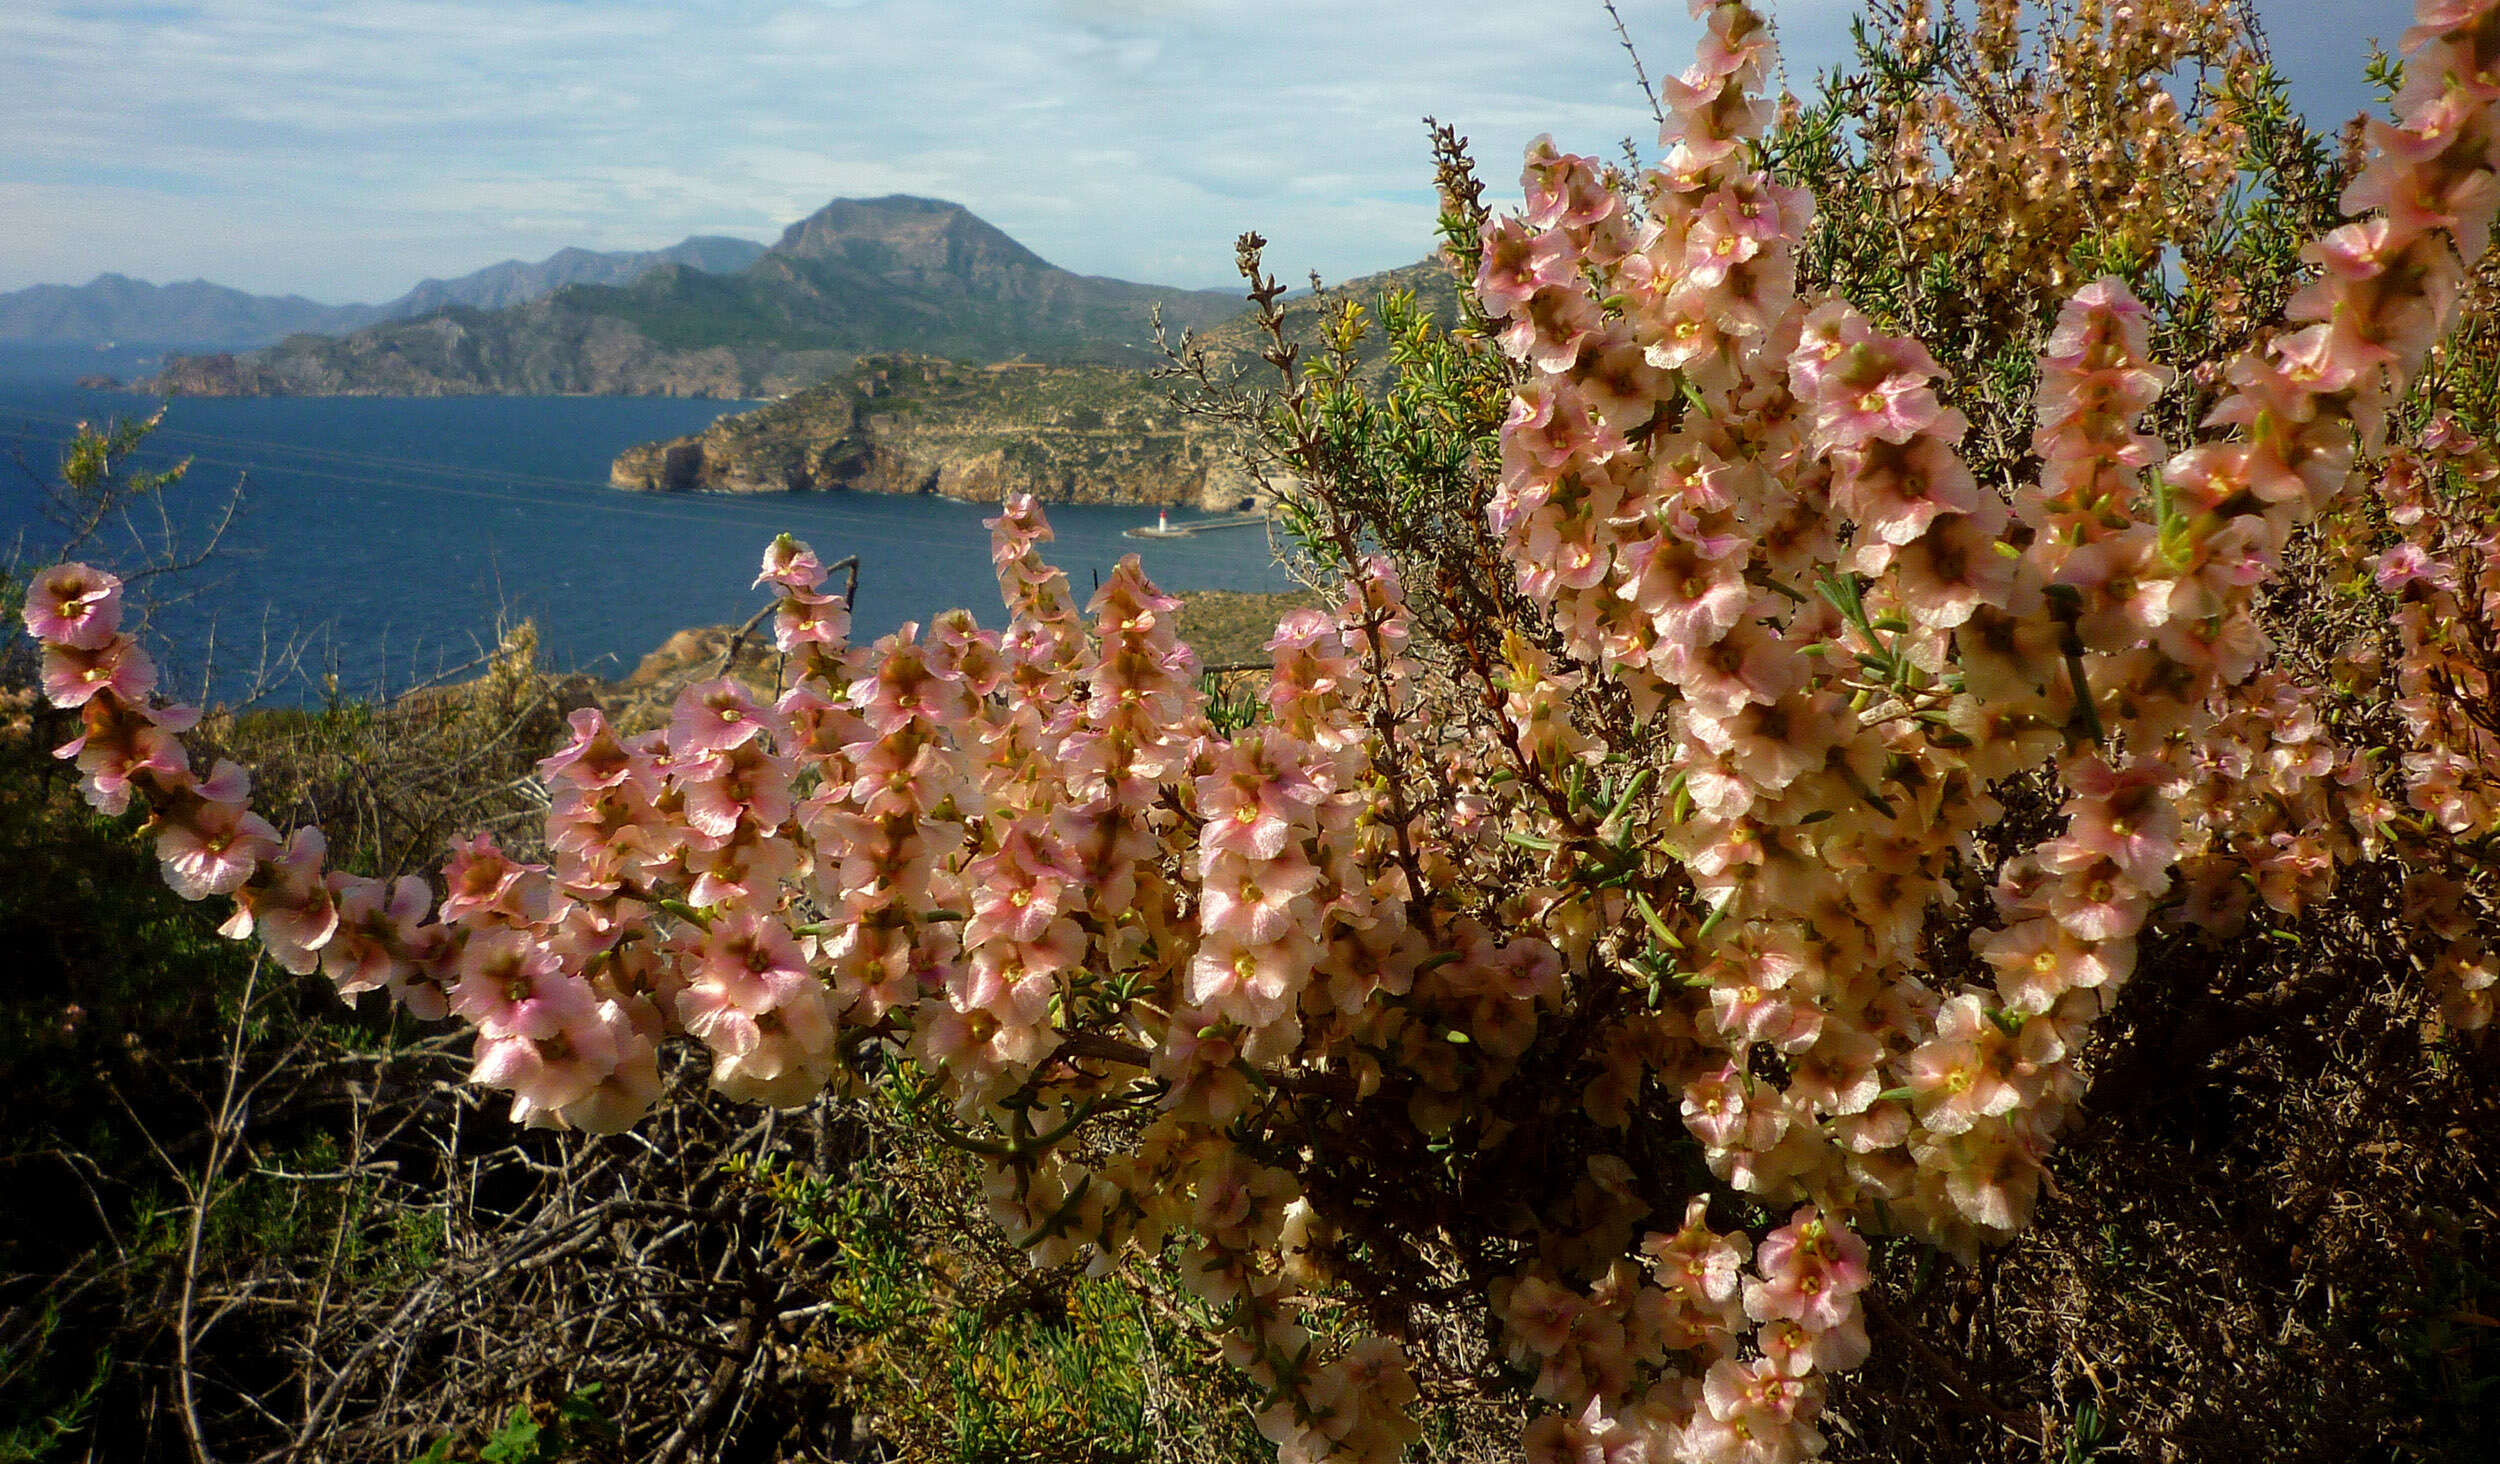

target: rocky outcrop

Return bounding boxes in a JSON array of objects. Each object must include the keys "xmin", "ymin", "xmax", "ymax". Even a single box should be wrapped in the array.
[
  {"xmin": 610, "ymin": 353, "xmax": 1263, "ymax": 509},
  {"xmin": 149, "ymin": 352, "xmax": 290, "ymax": 395}
]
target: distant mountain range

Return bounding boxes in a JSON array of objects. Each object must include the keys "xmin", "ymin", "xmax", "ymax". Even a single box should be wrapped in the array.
[
  {"xmin": 0, "ymin": 236, "xmax": 768, "ymax": 349},
  {"xmin": 143, "ymin": 197, "xmax": 1254, "ymax": 398}
]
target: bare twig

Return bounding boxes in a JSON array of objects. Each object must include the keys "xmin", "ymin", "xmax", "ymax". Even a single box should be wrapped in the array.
[{"xmin": 1604, "ymin": 0, "xmax": 1669, "ymax": 126}]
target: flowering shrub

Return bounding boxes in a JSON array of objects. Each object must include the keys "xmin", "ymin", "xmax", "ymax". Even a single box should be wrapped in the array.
[{"xmin": 19, "ymin": 0, "xmax": 2500, "ymax": 1458}]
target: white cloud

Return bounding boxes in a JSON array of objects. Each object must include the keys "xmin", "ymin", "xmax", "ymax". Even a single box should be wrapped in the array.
[{"xmin": 0, "ymin": 0, "xmax": 2405, "ymax": 302}]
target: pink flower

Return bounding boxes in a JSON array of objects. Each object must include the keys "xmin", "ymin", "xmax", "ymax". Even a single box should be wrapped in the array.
[
  {"xmin": 1747, "ymin": 1205, "xmax": 1870, "ymax": 1332},
  {"xmin": 2046, "ymin": 858, "xmax": 2156, "ymax": 940},
  {"xmin": 41, "ymin": 636, "xmax": 155, "ymax": 709},
  {"xmin": 1499, "ymin": 1273, "xmax": 1587, "ymax": 1358},
  {"xmin": 1185, "ymin": 930, "xmax": 1312, "ymax": 1028},
  {"xmin": 1519, "ymin": 136, "xmax": 1615, "ymax": 231},
  {"xmin": 1499, "ymin": 287, "xmax": 1606, "ymax": 372},
  {"xmin": 1196, "ymin": 736, "xmax": 1323, "ymax": 863},
  {"xmin": 2045, "ymin": 755, "xmax": 2183, "ymax": 889},
  {"xmin": 323, "ymin": 873, "xmax": 434, "ymax": 995},
  {"xmin": 1876, "ymin": 507, "xmax": 2017, "ymax": 630},
  {"xmin": 1616, "ymin": 533, "xmax": 1753, "ymax": 654},
  {"xmin": 851, "ymin": 631, "xmax": 974, "ymax": 737},
  {"xmin": 554, "ymin": 998, "xmax": 665, "ymax": 1134},
  {"xmin": 1694, "ymin": 1358, "xmax": 1819, "ymax": 1460},
  {"xmin": 1835, "ymin": 433, "xmax": 1983, "ymax": 547},
  {"xmin": 1662, "ymin": 618, "xmax": 1806, "ymax": 719},
  {"xmin": 472, "ymin": 1011, "xmax": 620, "ymax": 1116},
  {"xmin": 23, "ymin": 563, "xmax": 122, "ymax": 649},
  {"xmin": 1973, "ymin": 917, "xmax": 2132, "ymax": 1014},
  {"xmin": 62, "ymin": 699, "xmax": 191, "ymax": 814},
  {"xmin": 1477, "ymin": 216, "xmax": 1579, "ymax": 318},
  {"xmin": 677, "ymin": 910, "xmax": 816, "ymax": 1054},
  {"xmin": 1199, "ymin": 846, "xmax": 1322, "ymax": 946},
  {"xmin": 156, "ymin": 796, "xmax": 281, "ymax": 900},
  {"xmin": 245, "ymin": 826, "xmax": 340, "ymax": 974},
  {"xmin": 2373, "ymin": 541, "xmax": 2454, "ymax": 594},
  {"xmin": 676, "ymin": 739, "xmax": 796, "ymax": 841},
  {"xmin": 965, "ymin": 825, "xmax": 1082, "ymax": 947},
  {"xmin": 773, "ymin": 588, "xmax": 848, "ymax": 652},
  {"xmin": 1642, "ymin": 1196, "xmax": 1752, "ymax": 1324},
  {"xmin": 1903, "ymin": 994, "xmax": 2025, "ymax": 1135},
  {"xmin": 1931, "ymin": 1121, "xmax": 2044, "ymax": 1233},
  {"xmin": 1807, "ymin": 332, "xmax": 1949, "ymax": 449},
  {"xmin": 668, "ymin": 676, "xmax": 787, "ymax": 760},
  {"xmin": 438, "ymin": 834, "xmax": 548, "ymax": 928},
  {"xmin": 539, "ymin": 707, "xmax": 656, "ymax": 794},
  {"xmin": 1575, "ymin": 334, "xmax": 1671, "ymax": 433},
  {"xmin": 753, "ymin": 532, "xmax": 825, "ymax": 592},
  {"xmin": 1787, "ymin": 1023, "xmax": 1883, "ymax": 1116},
  {"xmin": 1685, "ymin": 691, "xmax": 1847, "ymax": 794},
  {"xmin": 450, "ymin": 930, "xmax": 597, "ymax": 1042}
]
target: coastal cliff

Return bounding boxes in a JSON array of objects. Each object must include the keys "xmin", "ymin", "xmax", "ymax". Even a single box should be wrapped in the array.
[{"xmin": 609, "ymin": 353, "xmax": 1262, "ymax": 509}]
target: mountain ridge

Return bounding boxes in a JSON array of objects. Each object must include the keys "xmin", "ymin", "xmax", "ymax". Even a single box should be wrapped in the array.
[
  {"xmin": 0, "ymin": 236, "xmax": 768, "ymax": 350},
  {"xmin": 144, "ymin": 197, "xmax": 1252, "ymax": 398}
]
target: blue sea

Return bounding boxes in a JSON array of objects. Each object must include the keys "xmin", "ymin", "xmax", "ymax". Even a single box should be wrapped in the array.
[{"xmin": 0, "ymin": 347, "xmax": 1297, "ymax": 705}]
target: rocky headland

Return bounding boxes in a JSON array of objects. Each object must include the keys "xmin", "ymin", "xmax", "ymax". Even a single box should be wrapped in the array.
[{"xmin": 609, "ymin": 352, "xmax": 1264, "ymax": 508}]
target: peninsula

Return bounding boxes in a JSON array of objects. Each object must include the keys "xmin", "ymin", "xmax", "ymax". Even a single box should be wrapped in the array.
[{"xmin": 609, "ymin": 353, "xmax": 1258, "ymax": 509}]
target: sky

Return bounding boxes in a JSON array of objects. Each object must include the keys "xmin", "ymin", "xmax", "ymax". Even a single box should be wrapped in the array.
[{"xmin": 0, "ymin": 0, "xmax": 2417, "ymax": 304}]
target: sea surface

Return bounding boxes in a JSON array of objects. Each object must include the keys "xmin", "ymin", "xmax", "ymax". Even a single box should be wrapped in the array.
[{"xmin": 0, "ymin": 348, "xmax": 1297, "ymax": 706}]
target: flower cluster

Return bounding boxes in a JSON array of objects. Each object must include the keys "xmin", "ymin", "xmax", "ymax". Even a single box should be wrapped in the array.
[{"xmin": 17, "ymin": 1, "xmax": 2500, "ymax": 1460}]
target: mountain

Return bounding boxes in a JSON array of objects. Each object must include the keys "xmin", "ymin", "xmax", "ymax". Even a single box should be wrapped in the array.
[
  {"xmin": 0, "ymin": 237, "xmax": 766, "ymax": 350},
  {"xmin": 379, "ymin": 237, "xmax": 766, "ymax": 319},
  {"xmin": 147, "ymin": 197, "xmax": 1252, "ymax": 398},
  {"xmin": 0, "ymin": 275, "xmax": 379, "ymax": 348}
]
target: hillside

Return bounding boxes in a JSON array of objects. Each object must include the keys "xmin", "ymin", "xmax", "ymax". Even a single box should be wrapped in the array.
[{"xmin": 149, "ymin": 197, "xmax": 1249, "ymax": 397}]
